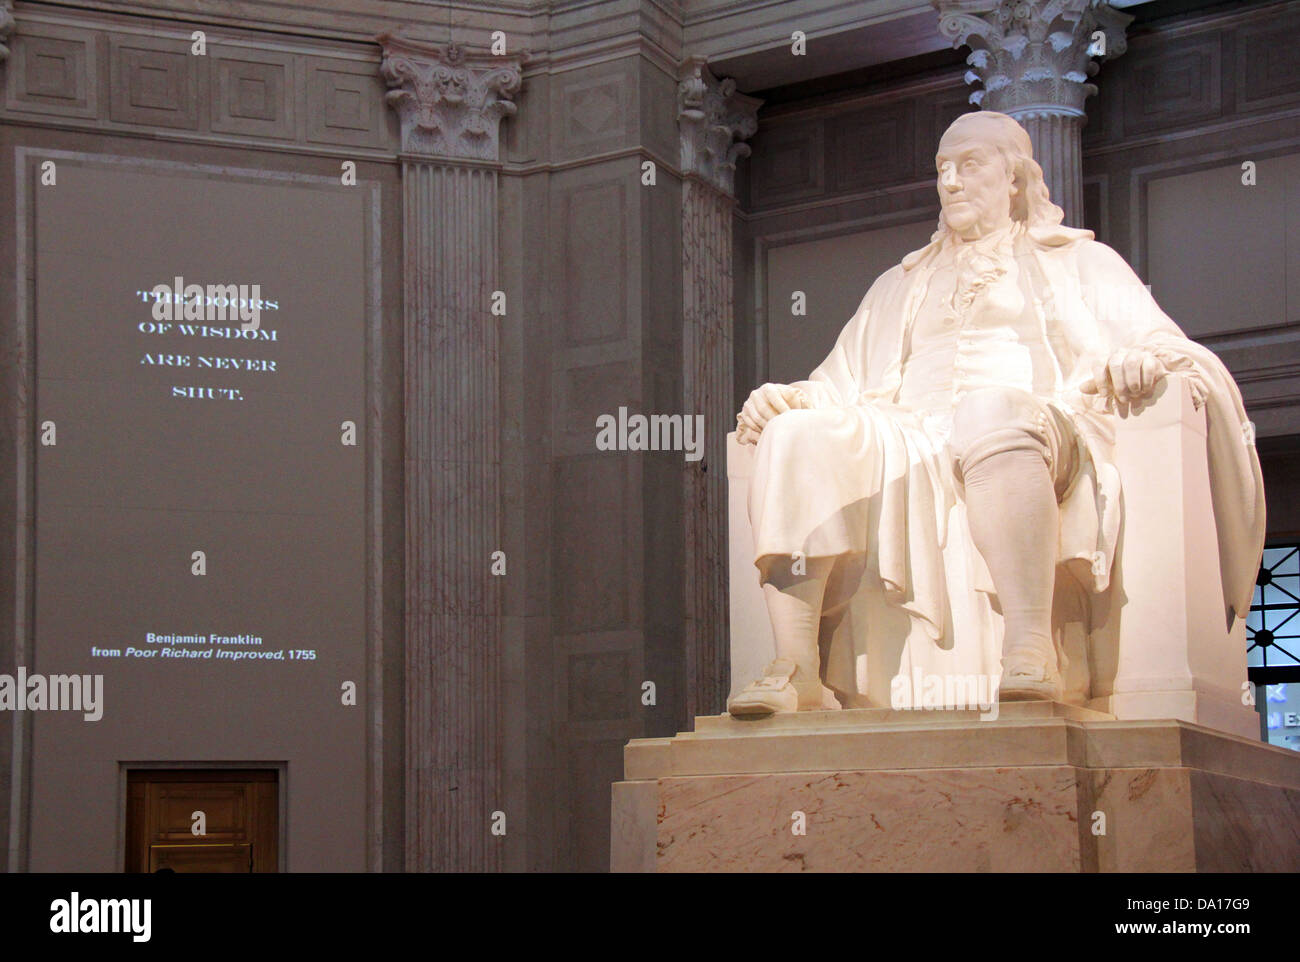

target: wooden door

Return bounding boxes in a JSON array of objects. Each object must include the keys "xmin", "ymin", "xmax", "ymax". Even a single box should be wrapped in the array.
[{"xmin": 125, "ymin": 770, "xmax": 278, "ymax": 872}]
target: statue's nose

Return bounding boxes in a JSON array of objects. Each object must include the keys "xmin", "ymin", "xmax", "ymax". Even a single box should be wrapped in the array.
[{"xmin": 939, "ymin": 162, "xmax": 960, "ymax": 189}]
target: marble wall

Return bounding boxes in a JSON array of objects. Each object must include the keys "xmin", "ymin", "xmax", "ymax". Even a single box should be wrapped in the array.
[{"xmin": 520, "ymin": 52, "xmax": 690, "ymax": 870}]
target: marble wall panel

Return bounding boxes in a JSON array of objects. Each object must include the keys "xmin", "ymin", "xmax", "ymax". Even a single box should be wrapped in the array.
[
  {"xmin": 748, "ymin": 117, "xmax": 824, "ymax": 205},
  {"xmin": 5, "ymin": 25, "xmax": 96, "ymax": 119},
  {"xmin": 555, "ymin": 630, "xmax": 646, "ymax": 734},
  {"xmin": 558, "ymin": 177, "xmax": 632, "ymax": 348},
  {"xmin": 550, "ymin": 58, "xmax": 638, "ymax": 162},
  {"xmin": 554, "ymin": 360, "xmax": 638, "ymax": 458},
  {"xmin": 108, "ymin": 34, "xmax": 199, "ymax": 130},
  {"xmin": 211, "ymin": 50, "xmax": 294, "ymax": 139},
  {"xmin": 829, "ymin": 101, "xmax": 914, "ymax": 191},
  {"xmin": 1, "ymin": 11, "xmax": 399, "ymax": 154},
  {"xmin": 1145, "ymin": 155, "xmax": 1290, "ymax": 340},
  {"xmin": 305, "ymin": 58, "xmax": 392, "ymax": 148},
  {"xmin": 551, "ymin": 455, "xmax": 633, "ymax": 634},
  {"xmin": 1237, "ymin": 10, "xmax": 1300, "ymax": 113},
  {"xmin": 1121, "ymin": 34, "xmax": 1222, "ymax": 138}
]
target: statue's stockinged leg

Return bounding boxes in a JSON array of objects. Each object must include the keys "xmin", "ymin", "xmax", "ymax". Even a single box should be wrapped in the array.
[
  {"xmin": 952, "ymin": 388, "xmax": 1065, "ymax": 701},
  {"xmin": 963, "ymin": 447, "xmax": 1062, "ymax": 700},
  {"xmin": 728, "ymin": 556, "xmax": 842, "ymax": 716}
]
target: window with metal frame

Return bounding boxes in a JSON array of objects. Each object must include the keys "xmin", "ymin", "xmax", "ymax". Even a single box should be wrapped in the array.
[{"xmin": 1249, "ymin": 543, "xmax": 1300, "ymax": 751}]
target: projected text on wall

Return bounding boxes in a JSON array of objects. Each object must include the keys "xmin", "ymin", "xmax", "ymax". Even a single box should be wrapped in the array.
[{"xmin": 34, "ymin": 163, "xmax": 368, "ymax": 674}]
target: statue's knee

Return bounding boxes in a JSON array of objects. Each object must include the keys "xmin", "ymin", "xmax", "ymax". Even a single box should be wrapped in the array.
[
  {"xmin": 760, "ymin": 409, "xmax": 862, "ymax": 476},
  {"xmin": 759, "ymin": 408, "xmax": 820, "ymax": 447},
  {"xmin": 951, "ymin": 387, "xmax": 1034, "ymax": 442},
  {"xmin": 950, "ymin": 387, "xmax": 1048, "ymax": 477}
]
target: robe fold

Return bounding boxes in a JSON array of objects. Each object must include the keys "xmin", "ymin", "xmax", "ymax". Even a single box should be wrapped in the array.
[{"xmin": 747, "ymin": 222, "xmax": 1265, "ymax": 704}]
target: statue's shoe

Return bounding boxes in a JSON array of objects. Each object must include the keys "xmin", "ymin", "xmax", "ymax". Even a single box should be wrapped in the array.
[
  {"xmin": 998, "ymin": 661, "xmax": 1063, "ymax": 702},
  {"xmin": 727, "ymin": 659, "xmax": 799, "ymax": 716},
  {"xmin": 727, "ymin": 659, "xmax": 842, "ymax": 716}
]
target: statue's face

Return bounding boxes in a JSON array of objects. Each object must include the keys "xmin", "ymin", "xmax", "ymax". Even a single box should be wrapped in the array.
[{"xmin": 935, "ymin": 121, "xmax": 1018, "ymax": 239}]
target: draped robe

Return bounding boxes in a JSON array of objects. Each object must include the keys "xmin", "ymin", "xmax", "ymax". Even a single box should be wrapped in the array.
[{"xmin": 746, "ymin": 221, "xmax": 1265, "ymax": 707}]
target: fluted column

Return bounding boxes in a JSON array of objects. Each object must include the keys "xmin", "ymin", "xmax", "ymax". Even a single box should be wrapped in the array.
[
  {"xmin": 379, "ymin": 34, "xmax": 522, "ymax": 872},
  {"xmin": 678, "ymin": 58, "xmax": 760, "ymax": 719},
  {"xmin": 932, "ymin": 0, "xmax": 1131, "ymax": 227},
  {"xmin": 1016, "ymin": 111, "xmax": 1085, "ymax": 228}
]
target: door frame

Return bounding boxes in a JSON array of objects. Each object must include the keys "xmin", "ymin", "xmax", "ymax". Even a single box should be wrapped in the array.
[{"xmin": 118, "ymin": 762, "xmax": 288, "ymax": 872}]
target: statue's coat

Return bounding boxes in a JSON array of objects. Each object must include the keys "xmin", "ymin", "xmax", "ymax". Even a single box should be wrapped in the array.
[{"xmin": 748, "ymin": 222, "xmax": 1264, "ymax": 701}]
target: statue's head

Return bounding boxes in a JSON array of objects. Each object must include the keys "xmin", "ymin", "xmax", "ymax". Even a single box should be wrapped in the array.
[{"xmin": 934, "ymin": 111, "xmax": 1064, "ymax": 239}]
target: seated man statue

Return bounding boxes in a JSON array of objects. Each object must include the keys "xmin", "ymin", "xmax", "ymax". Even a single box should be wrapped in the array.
[{"xmin": 728, "ymin": 109, "xmax": 1264, "ymax": 717}]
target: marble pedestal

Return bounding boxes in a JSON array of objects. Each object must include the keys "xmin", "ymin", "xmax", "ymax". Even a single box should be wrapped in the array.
[{"xmin": 610, "ymin": 703, "xmax": 1300, "ymax": 872}]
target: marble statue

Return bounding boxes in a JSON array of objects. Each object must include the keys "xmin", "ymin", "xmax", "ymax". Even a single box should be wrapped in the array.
[{"xmin": 728, "ymin": 110, "xmax": 1265, "ymax": 717}]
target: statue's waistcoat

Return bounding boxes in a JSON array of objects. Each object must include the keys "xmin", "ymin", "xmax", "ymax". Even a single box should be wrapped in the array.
[{"xmin": 900, "ymin": 240, "xmax": 1060, "ymax": 412}]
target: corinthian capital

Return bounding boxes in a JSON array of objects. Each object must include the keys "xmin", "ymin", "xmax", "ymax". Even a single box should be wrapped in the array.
[
  {"xmin": 1, "ymin": 1, "xmax": 16, "ymax": 65},
  {"xmin": 378, "ymin": 33, "xmax": 524, "ymax": 162},
  {"xmin": 932, "ymin": 0, "xmax": 1131, "ymax": 116},
  {"xmin": 678, "ymin": 57, "xmax": 762, "ymax": 196}
]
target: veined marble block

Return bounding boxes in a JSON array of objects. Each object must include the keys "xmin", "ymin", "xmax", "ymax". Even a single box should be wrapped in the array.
[{"xmin": 610, "ymin": 703, "xmax": 1300, "ymax": 872}]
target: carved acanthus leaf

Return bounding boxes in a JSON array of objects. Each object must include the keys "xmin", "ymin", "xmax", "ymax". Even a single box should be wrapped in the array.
[
  {"xmin": 677, "ymin": 57, "xmax": 762, "ymax": 196},
  {"xmin": 932, "ymin": 0, "xmax": 1131, "ymax": 115},
  {"xmin": 0, "ymin": 1, "xmax": 16, "ymax": 65},
  {"xmin": 378, "ymin": 34, "xmax": 525, "ymax": 162}
]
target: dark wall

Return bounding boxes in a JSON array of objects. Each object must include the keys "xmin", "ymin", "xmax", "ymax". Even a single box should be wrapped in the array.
[{"xmin": 0, "ymin": 7, "xmax": 407, "ymax": 869}]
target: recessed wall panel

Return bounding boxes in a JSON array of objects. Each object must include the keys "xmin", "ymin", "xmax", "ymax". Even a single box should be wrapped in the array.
[{"xmin": 27, "ymin": 156, "xmax": 370, "ymax": 871}]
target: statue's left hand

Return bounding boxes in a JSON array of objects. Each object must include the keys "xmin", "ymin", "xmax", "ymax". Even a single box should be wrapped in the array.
[
  {"xmin": 1080, "ymin": 347, "xmax": 1169, "ymax": 404},
  {"xmin": 737, "ymin": 382, "xmax": 809, "ymax": 444}
]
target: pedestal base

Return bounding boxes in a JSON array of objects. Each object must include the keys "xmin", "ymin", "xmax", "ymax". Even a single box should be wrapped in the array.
[{"xmin": 610, "ymin": 703, "xmax": 1300, "ymax": 872}]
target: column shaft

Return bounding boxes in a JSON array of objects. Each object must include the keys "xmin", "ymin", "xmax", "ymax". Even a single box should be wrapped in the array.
[
  {"xmin": 683, "ymin": 178, "xmax": 735, "ymax": 718},
  {"xmin": 1015, "ymin": 111, "xmax": 1086, "ymax": 228},
  {"xmin": 404, "ymin": 161, "xmax": 502, "ymax": 872}
]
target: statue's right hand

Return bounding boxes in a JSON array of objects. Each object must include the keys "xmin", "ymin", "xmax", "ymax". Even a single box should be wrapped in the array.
[{"xmin": 738, "ymin": 383, "xmax": 808, "ymax": 442}]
